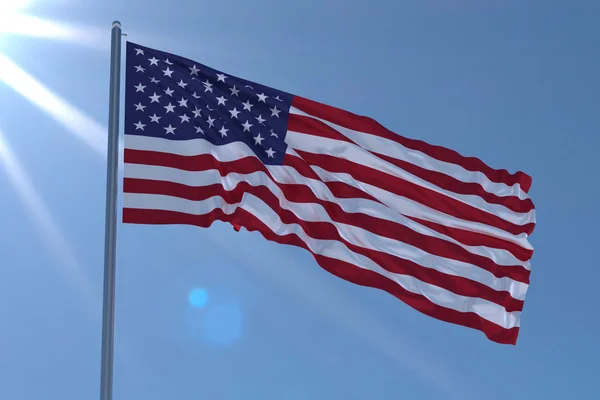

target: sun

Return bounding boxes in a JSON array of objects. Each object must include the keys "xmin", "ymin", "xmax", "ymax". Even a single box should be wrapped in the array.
[{"xmin": 0, "ymin": 0, "xmax": 31, "ymax": 13}]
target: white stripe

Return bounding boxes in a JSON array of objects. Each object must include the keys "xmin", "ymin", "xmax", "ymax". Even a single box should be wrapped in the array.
[
  {"xmin": 124, "ymin": 163, "xmax": 529, "ymax": 301},
  {"xmin": 271, "ymin": 164, "xmax": 531, "ymax": 267},
  {"xmin": 124, "ymin": 134, "xmax": 533, "ymax": 252},
  {"xmin": 123, "ymin": 191, "xmax": 521, "ymax": 329},
  {"xmin": 290, "ymin": 106, "xmax": 529, "ymax": 200},
  {"xmin": 285, "ymin": 131, "xmax": 535, "ymax": 227},
  {"xmin": 124, "ymin": 134, "xmax": 250, "ymax": 160},
  {"xmin": 307, "ymin": 164, "xmax": 533, "ymax": 249}
]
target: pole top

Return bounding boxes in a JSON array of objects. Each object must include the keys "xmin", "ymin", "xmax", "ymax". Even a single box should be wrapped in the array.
[{"xmin": 112, "ymin": 21, "xmax": 121, "ymax": 28}]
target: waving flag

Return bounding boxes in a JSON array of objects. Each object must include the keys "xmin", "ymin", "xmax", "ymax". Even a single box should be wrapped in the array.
[{"xmin": 122, "ymin": 41, "xmax": 535, "ymax": 344}]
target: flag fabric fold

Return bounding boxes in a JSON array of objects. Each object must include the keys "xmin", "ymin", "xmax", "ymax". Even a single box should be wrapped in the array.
[{"xmin": 122, "ymin": 41, "xmax": 535, "ymax": 344}]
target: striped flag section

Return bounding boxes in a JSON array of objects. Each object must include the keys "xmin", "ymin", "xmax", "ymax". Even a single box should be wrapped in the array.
[{"xmin": 122, "ymin": 42, "xmax": 535, "ymax": 345}]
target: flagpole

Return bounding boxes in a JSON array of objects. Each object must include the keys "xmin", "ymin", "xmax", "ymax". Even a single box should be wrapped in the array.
[{"xmin": 100, "ymin": 20, "xmax": 122, "ymax": 400}]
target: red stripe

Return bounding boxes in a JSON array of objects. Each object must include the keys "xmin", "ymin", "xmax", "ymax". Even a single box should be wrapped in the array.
[
  {"xmin": 125, "ymin": 149, "xmax": 531, "ymax": 282},
  {"xmin": 288, "ymin": 113, "xmax": 353, "ymax": 143},
  {"xmin": 284, "ymin": 154, "xmax": 531, "ymax": 261},
  {"xmin": 126, "ymin": 147, "xmax": 381, "ymax": 205},
  {"xmin": 295, "ymin": 150, "xmax": 535, "ymax": 236},
  {"xmin": 373, "ymin": 152, "xmax": 533, "ymax": 213},
  {"xmin": 123, "ymin": 207, "xmax": 520, "ymax": 345},
  {"xmin": 124, "ymin": 177, "xmax": 525, "ymax": 311},
  {"xmin": 410, "ymin": 217, "xmax": 534, "ymax": 263},
  {"xmin": 289, "ymin": 113, "xmax": 534, "ymax": 214},
  {"xmin": 292, "ymin": 96, "xmax": 532, "ymax": 193}
]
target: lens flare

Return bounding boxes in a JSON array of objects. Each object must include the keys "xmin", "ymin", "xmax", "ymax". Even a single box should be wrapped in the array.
[
  {"xmin": 203, "ymin": 304, "xmax": 243, "ymax": 346},
  {"xmin": 188, "ymin": 288, "xmax": 209, "ymax": 308}
]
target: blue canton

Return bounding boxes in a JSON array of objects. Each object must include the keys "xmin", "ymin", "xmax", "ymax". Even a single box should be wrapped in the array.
[{"xmin": 124, "ymin": 42, "xmax": 293, "ymax": 165}]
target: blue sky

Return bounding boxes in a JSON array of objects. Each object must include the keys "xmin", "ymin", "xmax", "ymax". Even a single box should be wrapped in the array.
[{"xmin": 0, "ymin": 0, "xmax": 598, "ymax": 399}]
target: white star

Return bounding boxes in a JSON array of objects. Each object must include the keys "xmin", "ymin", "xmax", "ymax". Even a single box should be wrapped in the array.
[
  {"xmin": 195, "ymin": 126, "xmax": 204, "ymax": 134},
  {"xmin": 149, "ymin": 113, "xmax": 161, "ymax": 123},
  {"xmin": 134, "ymin": 83, "xmax": 146, "ymax": 92},
  {"xmin": 216, "ymin": 96, "xmax": 227, "ymax": 106},
  {"xmin": 206, "ymin": 116, "xmax": 215, "ymax": 128},
  {"xmin": 164, "ymin": 124, "xmax": 176, "ymax": 134},
  {"xmin": 242, "ymin": 100, "xmax": 253, "ymax": 111},
  {"xmin": 135, "ymin": 48, "xmax": 144, "ymax": 55},
  {"xmin": 134, "ymin": 121, "xmax": 146, "ymax": 130},
  {"xmin": 275, "ymin": 95, "xmax": 283, "ymax": 102},
  {"xmin": 164, "ymin": 58, "xmax": 174, "ymax": 65},
  {"xmin": 206, "ymin": 105, "xmax": 214, "ymax": 111},
  {"xmin": 229, "ymin": 86, "xmax": 240, "ymax": 96},
  {"xmin": 162, "ymin": 67, "xmax": 174, "ymax": 77},
  {"xmin": 242, "ymin": 120, "xmax": 253, "ymax": 132},
  {"xmin": 179, "ymin": 114, "xmax": 191, "ymax": 123},
  {"xmin": 149, "ymin": 93, "xmax": 161, "ymax": 103},
  {"xmin": 148, "ymin": 57, "xmax": 159, "ymax": 66},
  {"xmin": 255, "ymin": 114, "xmax": 266, "ymax": 124},
  {"xmin": 229, "ymin": 107, "xmax": 240, "ymax": 119},
  {"xmin": 135, "ymin": 65, "xmax": 145, "ymax": 73},
  {"xmin": 150, "ymin": 77, "xmax": 160, "ymax": 84},
  {"xmin": 270, "ymin": 106, "xmax": 281, "ymax": 118},
  {"xmin": 192, "ymin": 107, "xmax": 202, "ymax": 118},
  {"xmin": 253, "ymin": 134, "xmax": 264, "ymax": 146},
  {"xmin": 164, "ymin": 103, "xmax": 176, "ymax": 113},
  {"xmin": 270, "ymin": 129, "xmax": 279, "ymax": 138},
  {"xmin": 203, "ymin": 80, "xmax": 213, "ymax": 93},
  {"xmin": 134, "ymin": 102, "xmax": 146, "ymax": 111},
  {"xmin": 177, "ymin": 79, "xmax": 188, "ymax": 88},
  {"xmin": 164, "ymin": 87, "xmax": 174, "ymax": 97},
  {"xmin": 216, "ymin": 73, "xmax": 227, "ymax": 82},
  {"xmin": 189, "ymin": 65, "xmax": 200, "ymax": 76},
  {"xmin": 219, "ymin": 126, "xmax": 229, "ymax": 137},
  {"xmin": 192, "ymin": 92, "xmax": 201, "ymax": 99},
  {"xmin": 178, "ymin": 97, "xmax": 188, "ymax": 107},
  {"xmin": 257, "ymin": 93, "xmax": 268, "ymax": 102},
  {"xmin": 265, "ymin": 148, "xmax": 276, "ymax": 158}
]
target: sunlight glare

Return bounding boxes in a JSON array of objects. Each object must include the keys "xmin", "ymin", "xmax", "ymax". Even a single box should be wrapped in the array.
[
  {"xmin": 0, "ymin": 53, "xmax": 107, "ymax": 155},
  {"xmin": 0, "ymin": 0, "xmax": 31, "ymax": 13},
  {"xmin": 0, "ymin": 13, "xmax": 107, "ymax": 50},
  {"xmin": 0, "ymin": 128, "xmax": 95, "ymax": 305},
  {"xmin": 0, "ymin": 127, "xmax": 139, "ymax": 379}
]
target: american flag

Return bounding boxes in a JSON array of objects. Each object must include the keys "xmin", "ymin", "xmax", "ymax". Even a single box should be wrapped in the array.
[{"xmin": 122, "ymin": 41, "xmax": 536, "ymax": 345}]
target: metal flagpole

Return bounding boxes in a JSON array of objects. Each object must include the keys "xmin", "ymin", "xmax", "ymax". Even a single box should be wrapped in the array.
[{"xmin": 100, "ymin": 20, "xmax": 122, "ymax": 400}]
